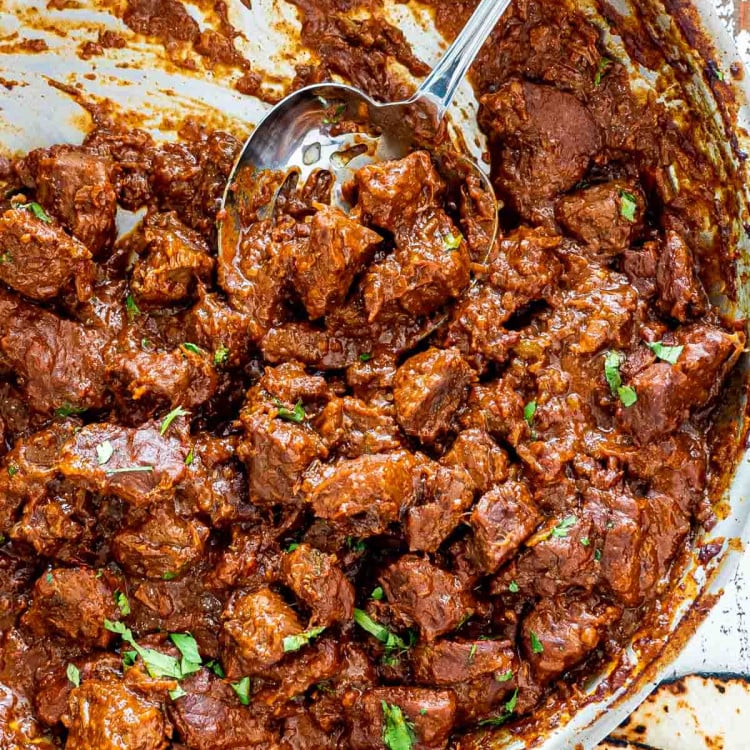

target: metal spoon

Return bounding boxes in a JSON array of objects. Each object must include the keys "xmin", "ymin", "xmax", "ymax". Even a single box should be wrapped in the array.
[{"xmin": 220, "ymin": 0, "xmax": 511, "ymax": 252}]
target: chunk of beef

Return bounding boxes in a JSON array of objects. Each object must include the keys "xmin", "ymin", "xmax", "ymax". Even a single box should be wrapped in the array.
[
  {"xmin": 0, "ymin": 208, "xmax": 92, "ymax": 301},
  {"xmin": 362, "ymin": 206, "xmax": 471, "ymax": 319},
  {"xmin": 113, "ymin": 507, "xmax": 209, "ymax": 580},
  {"xmin": 131, "ymin": 212, "xmax": 215, "ymax": 306},
  {"xmin": 292, "ymin": 205, "xmax": 382, "ymax": 318},
  {"xmin": 380, "ymin": 555, "xmax": 475, "ymax": 641},
  {"xmin": 0, "ymin": 290, "xmax": 109, "ymax": 415},
  {"xmin": 315, "ymin": 396, "xmax": 402, "ymax": 458},
  {"xmin": 354, "ymin": 151, "xmax": 445, "ymax": 232},
  {"xmin": 469, "ymin": 481, "xmax": 541, "ymax": 574},
  {"xmin": 479, "ymin": 80, "xmax": 601, "ymax": 223},
  {"xmin": 0, "ymin": 684, "xmax": 57, "ymax": 750},
  {"xmin": 261, "ymin": 322, "xmax": 361, "ymax": 370},
  {"xmin": 238, "ymin": 411, "xmax": 327, "ymax": 507},
  {"xmin": 406, "ymin": 463, "xmax": 474, "ymax": 553},
  {"xmin": 257, "ymin": 360, "xmax": 331, "ymax": 405},
  {"xmin": 21, "ymin": 567, "xmax": 118, "ymax": 648},
  {"xmin": 59, "ymin": 421, "xmax": 188, "ymax": 507},
  {"xmin": 169, "ymin": 670, "xmax": 278, "ymax": 749},
  {"xmin": 19, "ymin": 146, "xmax": 117, "ymax": 255},
  {"xmin": 555, "ymin": 181, "xmax": 645, "ymax": 254},
  {"xmin": 461, "ymin": 377, "xmax": 527, "ymax": 448},
  {"xmin": 280, "ymin": 543, "xmax": 354, "ymax": 626},
  {"xmin": 347, "ymin": 687, "xmax": 456, "ymax": 750},
  {"xmin": 281, "ymin": 712, "xmax": 341, "ymax": 750},
  {"xmin": 304, "ymin": 451, "xmax": 419, "ymax": 537},
  {"xmin": 442, "ymin": 429, "xmax": 509, "ymax": 493},
  {"xmin": 656, "ymin": 229, "xmax": 708, "ymax": 321},
  {"xmin": 617, "ymin": 324, "xmax": 745, "ymax": 443},
  {"xmin": 412, "ymin": 639, "xmax": 515, "ymax": 686},
  {"xmin": 521, "ymin": 595, "xmax": 621, "ymax": 683},
  {"xmin": 220, "ymin": 587, "xmax": 302, "ymax": 678},
  {"xmin": 393, "ymin": 347, "xmax": 474, "ymax": 445},
  {"xmin": 622, "ymin": 239, "xmax": 659, "ymax": 299},
  {"xmin": 63, "ymin": 678, "xmax": 170, "ymax": 750},
  {"xmin": 108, "ymin": 344, "xmax": 218, "ymax": 410}
]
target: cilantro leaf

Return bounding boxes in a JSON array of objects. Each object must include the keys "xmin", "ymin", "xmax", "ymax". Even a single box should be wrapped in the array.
[
  {"xmin": 371, "ymin": 586, "xmax": 384, "ymax": 601},
  {"xmin": 550, "ymin": 515, "xmax": 577, "ymax": 539},
  {"xmin": 185, "ymin": 446, "xmax": 195, "ymax": 466},
  {"xmin": 231, "ymin": 676, "xmax": 251, "ymax": 705},
  {"xmin": 160, "ymin": 406, "xmax": 190, "ymax": 436},
  {"xmin": 382, "ymin": 701, "xmax": 416, "ymax": 750},
  {"xmin": 618, "ymin": 190, "xmax": 638, "ymax": 222},
  {"xmin": 66, "ymin": 663, "xmax": 80, "ymax": 688},
  {"xmin": 125, "ymin": 294, "xmax": 141, "ymax": 321},
  {"xmin": 617, "ymin": 385, "xmax": 638, "ymax": 407},
  {"xmin": 594, "ymin": 57, "xmax": 612, "ymax": 86},
  {"xmin": 353, "ymin": 609, "xmax": 407, "ymax": 652},
  {"xmin": 283, "ymin": 626, "xmax": 326, "ymax": 653},
  {"xmin": 169, "ymin": 685, "xmax": 186, "ymax": 700},
  {"xmin": 169, "ymin": 632, "xmax": 201, "ymax": 666},
  {"xmin": 647, "ymin": 341, "xmax": 684, "ymax": 365},
  {"xmin": 443, "ymin": 233, "xmax": 462, "ymax": 251},
  {"xmin": 523, "ymin": 401, "xmax": 537, "ymax": 429},
  {"xmin": 359, "ymin": 352, "xmax": 373, "ymax": 362},
  {"xmin": 495, "ymin": 670, "xmax": 514, "ymax": 682},
  {"xmin": 204, "ymin": 659, "xmax": 225, "ymax": 677},
  {"xmin": 182, "ymin": 342, "xmax": 202, "ymax": 355},
  {"xmin": 54, "ymin": 403, "xmax": 86, "ymax": 418},
  {"xmin": 96, "ymin": 440, "xmax": 114, "ymax": 466},
  {"xmin": 114, "ymin": 590, "xmax": 130, "ymax": 616},
  {"xmin": 275, "ymin": 400, "xmax": 305, "ymax": 424},
  {"xmin": 18, "ymin": 201, "xmax": 52, "ymax": 223},
  {"xmin": 530, "ymin": 631, "xmax": 544, "ymax": 654},
  {"xmin": 604, "ymin": 351, "xmax": 637, "ymax": 407},
  {"xmin": 104, "ymin": 619, "xmax": 183, "ymax": 679},
  {"xmin": 478, "ymin": 688, "xmax": 519, "ymax": 726},
  {"xmin": 508, "ymin": 580, "xmax": 520, "ymax": 594},
  {"xmin": 213, "ymin": 344, "xmax": 230, "ymax": 366}
]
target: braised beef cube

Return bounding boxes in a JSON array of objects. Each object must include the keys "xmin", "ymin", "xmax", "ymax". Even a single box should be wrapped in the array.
[
  {"xmin": 521, "ymin": 595, "xmax": 621, "ymax": 683},
  {"xmin": 315, "ymin": 396, "xmax": 402, "ymax": 458},
  {"xmin": 479, "ymin": 80, "xmax": 601, "ymax": 224},
  {"xmin": 380, "ymin": 555, "xmax": 475, "ymax": 641},
  {"xmin": 258, "ymin": 361, "xmax": 331, "ymax": 405},
  {"xmin": 304, "ymin": 451, "xmax": 419, "ymax": 537},
  {"xmin": 642, "ymin": 491, "xmax": 691, "ymax": 581},
  {"xmin": 238, "ymin": 411, "xmax": 326, "ymax": 507},
  {"xmin": 21, "ymin": 567, "xmax": 118, "ymax": 648},
  {"xmin": 0, "ymin": 208, "xmax": 92, "ymax": 301},
  {"xmin": 406, "ymin": 463, "xmax": 474, "ymax": 553},
  {"xmin": 354, "ymin": 151, "xmax": 445, "ymax": 232},
  {"xmin": 0, "ymin": 289, "xmax": 109, "ymax": 415},
  {"xmin": 63, "ymin": 678, "xmax": 169, "ymax": 750},
  {"xmin": 656, "ymin": 230, "xmax": 708, "ymax": 322},
  {"xmin": 393, "ymin": 348, "xmax": 474, "ymax": 445},
  {"xmin": 617, "ymin": 324, "xmax": 744, "ymax": 444},
  {"xmin": 363, "ymin": 207, "xmax": 471, "ymax": 319},
  {"xmin": 461, "ymin": 378, "xmax": 527, "ymax": 448},
  {"xmin": 59, "ymin": 421, "xmax": 188, "ymax": 507},
  {"xmin": 0, "ymin": 555, "xmax": 37, "ymax": 632},
  {"xmin": 469, "ymin": 481, "xmax": 541, "ymax": 574},
  {"xmin": 280, "ymin": 544, "xmax": 354, "ymax": 626},
  {"xmin": 113, "ymin": 507, "xmax": 209, "ymax": 580},
  {"xmin": 292, "ymin": 205, "xmax": 382, "ymax": 319},
  {"xmin": 220, "ymin": 587, "xmax": 302, "ymax": 678},
  {"xmin": 622, "ymin": 240, "xmax": 659, "ymax": 299},
  {"xmin": 442, "ymin": 429, "xmax": 509, "ymax": 493},
  {"xmin": 1, "ymin": 684, "xmax": 56, "ymax": 748},
  {"xmin": 206, "ymin": 526, "xmax": 279, "ymax": 591},
  {"xmin": 281, "ymin": 712, "xmax": 340, "ymax": 750},
  {"xmin": 261, "ymin": 322, "xmax": 360, "ymax": 370},
  {"xmin": 108, "ymin": 345, "xmax": 218, "ymax": 410},
  {"xmin": 131, "ymin": 211, "xmax": 215, "ymax": 306},
  {"xmin": 555, "ymin": 181, "xmax": 645, "ymax": 254},
  {"xmin": 168, "ymin": 670, "xmax": 278, "ymax": 750},
  {"xmin": 24, "ymin": 146, "xmax": 117, "ymax": 255},
  {"xmin": 412, "ymin": 639, "xmax": 515, "ymax": 686}
]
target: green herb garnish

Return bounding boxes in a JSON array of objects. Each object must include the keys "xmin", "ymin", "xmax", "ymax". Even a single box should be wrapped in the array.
[
  {"xmin": 182, "ymin": 342, "xmax": 202, "ymax": 355},
  {"xmin": 162, "ymin": 571, "xmax": 178, "ymax": 580},
  {"xmin": 619, "ymin": 190, "xmax": 638, "ymax": 222},
  {"xmin": 231, "ymin": 676, "xmax": 251, "ymax": 705},
  {"xmin": 594, "ymin": 548, "xmax": 603, "ymax": 561},
  {"xmin": 604, "ymin": 350, "xmax": 638, "ymax": 407},
  {"xmin": 104, "ymin": 620, "xmax": 182, "ymax": 679},
  {"xmin": 125, "ymin": 294, "xmax": 140, "ymax": 321},
  {"xmin": 530, "ymin": 631, "xmax": 544, "ymax": 654},
  {"xmin": 550, "ymin": 515, "xmax": 577, "ymax": 539},
  {"xmin": 354, "ymin": 609, "xmax": 408, "ymax": 652},
  {"xmin": 96, "ymin": 440, "xmax": 114, "ymax": 466},
  {"xmin": 647, "ymin": 341, "xmax": 684, "ymax": 365},
  {"xmin": 276, "ymin": 400, "xmax": 305, "ymax": 424},
  {"xmin": 524, "ymin": 401, "xmax": 537, "ymax": 430},
  {"xmin": 66, "ymin": 663, "xmax": 80, "ymax": 687},
  {"xmin": 19, "ymin": 201, "xmax": 52, "ymax": 223},
  {"xmin": 479, "ymin": 688, "xmax": 519, "ymax": 726},
  {"xmin": 371, "ymin": 586, "xmax": 384, "ymax": 601},
  {"xmin": 594, "ymin": 57, "xmax": 612, "ymax": 86},
  {"xmin": 495, "ymin": 670, "xmax": 514, "ymax": 682},
  {"xmin": 443, "ymin": 233, "xmax": 462, "ymax": 251},
  {"xmin": 185, "ymin": 446, "xmax": 195, "ymax": 466},
  {"xmin": 359, "ymin": 352, "xmax": 373, "ymax": 362},
  {"xmin": 160, "ymin": 406, "xmax": 190, "ymax": 436},
  {"xmin": 382, "ymin": 701, "xmax": 416, "ymax": 750},
  {"xmin": 214, "ymin": 345, "xmax": 230, "ymax": 366},
  {"xmin": 54, "ymin": 403, "xmax": 86, "ymax": 418},
  {"xmin": 508, "ymin": 580, "xmax": 519, "ymax": 593},
  {"xmin": 169, "ymin": 685, "xmax": 186, "ymax": 700},
  {"xmin": 7, "ymin": 465, "xmax": 18, "ymax": 478},
  {"xmin": 283, "ymin": 626, "xmax": 326, "ymax": 653},
  {"xmin": 114, "ymin": 590, "xmax": 130, "ymax": 616}
]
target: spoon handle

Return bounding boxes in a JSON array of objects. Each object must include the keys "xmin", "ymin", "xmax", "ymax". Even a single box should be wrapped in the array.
[{"xmin": 416, "ymin": 0, "xmax": 513, "ymax": 118}]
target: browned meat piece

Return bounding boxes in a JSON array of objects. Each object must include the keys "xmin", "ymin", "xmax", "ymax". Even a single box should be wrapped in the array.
[
  {"xmin": 0, "ymin": 685, "xmax": 57, "ymax": 749},
  {"xmin": 59, "ymin": 421, "xmax": 188, "ymax": 507},
  {"xmin": 617, "ymin": 324, "xmax": 745, "ymax": 444},
  {"xmin": 168, "ymin": 670, "xmax": 279, "ymax": 749},
  {"xmin": 412, "ymin": 639, "xmax": 515, "ymax": 686},
  {"xmin": 238, "ymin": 410, "xmax": 327, "ymax": 507},
  {"xmin": 292, "ymin": 205, "xmax": 382, "ymax": 318},
  {"xmin": 220, "ymin": 587, "xmax": 302, "ymax": 678},
  {"xmin": 461, "ymin": 377, "xmax": 527, "ymax": 448},
  {"xmin": 21, "ymin": 567, "xmax": 118, "ymax": 648},
  {"xmin": 521, "ymin": 595, "xmax": 621, "ymax": 683},
  {"xmin": 442, "ymin": 429, "xmax": 509, "ymax": 493},
  {"xmin": 555, "ymin": 181, "xmax": 645, "ymax": 254},
  {"xmin": 315, "ymin": 396, "xmax": 402, "ymax": 458},
  {"xmin": 354, "ymin": 151, "xmax": 445, "ymax": 232},
  {"xmin": 281, "ymin": 712, "xmax": 341, "ymax": 750},
  {"xmin": 131, "ymin": 212, "xmax": 215, "ymax": 306},
  {"xmin": 113, "ymin": 506, "xmax": 209, "ymax": 580},
  {"xmin": 622, "ymin": 240, "xmax": 659, "ymax": 299},
  {"xmin": 18, "ymin": 146, "xmax": 117, "ymax": 255},
  {"xmin": 63, "ymin": 678, "xmax": 170, "ymax": 750},
  {"xmin": 406, "ymin": 463, "xmax": 474, "ymax": 553},
  {"xmin": 393, "ymin": 348, "xmax": 474, "ymax": 445},
  {"xmin": 280, "ymin": 543, "xmax": 354, "ymax": 626},
  {"xmin": 469, "ymin": 481, "xmax": 541, "ymax": 574},
  {"xmin": 656, "ymin": 229, "xmax": 708, "ymax": 321},
  {"xmin": 362, "ymin": 206, "xmax": 471, "ymax": 319},
  {"xmin": 262, "ymin": 322, "xmax": 361, "ymax": 370},
  {"xmin": 0, "ymin": 208, "xmax": 92, "ymax": 301},
  {"xmin": 257, "ymin": 361, "xmax": 331, "ymax": 405},
  {"xmin": 304, "ymin": 451, "xmax": 419, "ymax": 537},
  {"xmin": 347, "ymin": 687, "xmax": 456, "ymax": 750},
  {"xmin": 479, "ymin": 79, "xmax": 601, "ymax": 223},
  {"xmin": 0, "ymin": 289, "xmax": 109, "ymax": 415},
  {"xmin": 108, "ymin": 344, "xmax": 218, "ymax": 410},
  {"xmin": 381, "ymin": 555, "xmax": 475, "ymax": 641}
]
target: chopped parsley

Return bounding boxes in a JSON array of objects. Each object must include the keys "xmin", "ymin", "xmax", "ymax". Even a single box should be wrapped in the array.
[
  {"xmin": 185, "ymin": 446, "xmax": 195, "ymax": 466},
  {"xmin": 19, "ymin": 201, "xmax": 52, "ymax": 223},
  {"xmin": 359, "ymin": 352, "xmax": 373, "ymax": 362},
  {"xmin": 66, "ymin": 663, "xmax": 80, "ymax": 688},
  {"xmin": 7, "ymin": 465, "xmax": 18, "ymax": 478},
  {"xmin": 162, "ymin": 571, "xmax": 178, "ymax": 580},
  {"xmin": 594, "ymin": 57, "xmax": 612, "ymax": 86},
  {"xmin": 495, "ymin": 670, "xmax": 514, "ymax": 682},
  {"xmin": 169, "ymin": 632, "xmax": 202, "ymax": 676},
  {"xmin": 141, "ymin": 338, "xmax": 151, "ymax": 350},
  {"xmin": 529, "ymin": 631, "xmax": 544, "ymax": 654},
  {"xmin": 618, "ymin": 190, "xmax": 638, "ymax": 223},
  {"xmin": 182, "ymin": 342, "xmax": 202, "ymax": 355},
  {"xmin": 283, "ymin": 626, "xmax": 326, "ymax": 653},
  {"xmin": 285, "ymin": 542, "xmax": 300, "ymax": 553},
  {"xmin": 594, "ymin": 549, "xmax": 602, "ymax": 562},
  {"xmin": 46, "ymin": 572, "xmax": 53, "ymax": 583},
  {"xmin": 508, "ymin": 580, "xmax": 520, "ymax": 594},
  {"xmin": 204, "ymin": 659, "xmax": 225, "ymax": 677},
  {"xmin": 618, "ymin": 385, "xmax": 638, "ymax": 407},
  {"xmin": 550, "ymin": 515, "xmax": 577, "ymax": 539},
  {"xmin": 523, "ymin": 401, "xmax": 537, "ymax": 428},
  {"xmin": 346, "ymin": 536, "xmax": 366, "ymax": 553},
  {"xmin": 371, "ymin": 586, "xmax": 384, "ymax": 601},
  {"xmin": 275, "ymin": 400, "xmax": 306, "ymax": 424},
  {"xmin": 382, "ymin": 701, "xmax": 416, "ymax": 750},
  {"xmin": 160, "ymin": 406, "xmax": 190, "ymax": 436},
  {"xmin": 105, "ymin": 465, "xmax": 154, "ymax": 475},
  {"xmin": 122, "ymin": 651, "xmax": 137, "ymax": 667},
  {"xmin": 478, "ymin": 688, "xmax": 519, "ymax": 726},
  {"xmin": 443, "ymin": 233, "xmax": 462, "ymax": 251},
  {"xmin": 125, "ymin": 294, "xmax": 140, "ymax": 321},
  {"xmin": 169, "ymin": 685, "xmax": 186, "ymax": 700},
  {"xmin": 54, "ymin": 403, "xmax": 86, "ymax": 418},
  {"xmin": 114, "ymin": 590, "xmax": 130, "ymax": 616},
  {"xmin": 214, "ymin": 345, "xmax": 230, "ymax": 366},
  {"xmin": 322, "ymin": 102, "xmax": 347, "ymax": 124},
  {"xmin": 603, "ymin": 350, "xmax": 638, "ymax": 407},
  {"xmin": 468, "ymin": 644, "xmax": 478, "ymax": 664},
  {"xmin": 647, "ymin": 341, "xmax": 684, "ymax": 365},
  {"xmin": 231, "ymin": 676, "xmax": 251, "ymax": 705},
  {"xmin": 580, "ymin": 537, "xmax": 591, "ymax": 547},
  {"xmin": 104, "ymin": 620, "xmax": 183, "ymax": 679},
  {"xmin": 96, "ymin": 440, "xmax": 114, "ymax": 466},
  {"xmin": 354, "ymin": 609, "xmax": 408, "ymax": 656}
]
